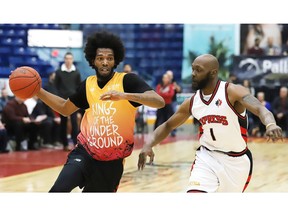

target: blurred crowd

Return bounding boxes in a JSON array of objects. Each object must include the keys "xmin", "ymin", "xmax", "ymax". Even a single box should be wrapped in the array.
[
  {"xmin": 231, "ymin": 78, "xmax": 288, "ymax": 138},
  {"xmin": 0, "ymin": 52, "xmax": 82, "ymax": 153}
]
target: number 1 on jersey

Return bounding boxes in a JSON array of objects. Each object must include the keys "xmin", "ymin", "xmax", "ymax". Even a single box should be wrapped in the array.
[{"xmin": 210, "ymin": 128, "xmax": 216, "ymax": 141}]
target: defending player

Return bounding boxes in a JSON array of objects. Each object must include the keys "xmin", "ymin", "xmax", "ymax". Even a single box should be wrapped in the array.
[{"xmin": 138, "ymin": 54, "xmax": 282, "ymax": 192}]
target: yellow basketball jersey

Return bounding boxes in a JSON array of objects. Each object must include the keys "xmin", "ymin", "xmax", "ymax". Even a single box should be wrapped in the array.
[{"xmin": 77, "ymin": 72, "xmax": 137, "ymax": 161}]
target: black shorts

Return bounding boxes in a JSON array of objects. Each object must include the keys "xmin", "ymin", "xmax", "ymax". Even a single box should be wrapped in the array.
[{"xmin": 50, "ymin": 144, "xmax": 124, "ymax": 192}]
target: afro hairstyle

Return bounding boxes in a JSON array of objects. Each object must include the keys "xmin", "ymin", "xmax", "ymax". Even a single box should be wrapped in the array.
[{"xmin": 84, "ymin": 31, "xmax": 125, "ymax": 69}]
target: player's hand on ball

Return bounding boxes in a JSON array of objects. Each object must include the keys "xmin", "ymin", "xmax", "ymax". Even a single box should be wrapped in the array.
[
  {"xmin": 138, "ymin": 145, "xmax": 154, "ymax": 170},
  {"xmin": 9, "ymin": 66, "xmax": 41, "ymax": 99}
]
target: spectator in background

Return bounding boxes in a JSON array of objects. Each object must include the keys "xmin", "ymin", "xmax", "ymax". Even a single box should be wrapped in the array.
[
  {"xmin": 44, "ymin": 71, "xmax": 61, "ymax": 146},
  {"xmin": 123, "ymin": 63, "xmax": 138, "ymax": 75},
  {"xmin": 123, "ymin": 64, "xmax": 132, "ymax": 73},
  {"xmin": 242, "ymin": 79, "xmax": 255, "ymax": 135},
  {"xmin": 30, "ymin": 96, "xmax": 54, "ymax": 148},
  {"xmin": 44, "ymin": 71, "xmax": 58, "ymax": 95},
  {"xmin": 124, "ymin": 63, "xmax": 144, "ymax": 133},
  {"xmin": 252, "ymin": 91, "xmax": 272, "ymax": 136},
  {"xmin": 227, "ymin": 73, "xmax": 239, "ymax": 84},
  {"xmin": 264, "ymin": 37, "xmax": 282, "ymax": 56},
  {"xmin": 135, "ymin": 105, "xmax": 148, "ymax": 134},
  {"xmin": 2, "ymin": 97, "xmax": 39, "ymax": 151},
  {"xmin": 243, "ymin": 24, "xmax": 282, "ymax": 54},
  {"xmin": 154, "ymin": 73, "xmax": 175, "ymax": 132},
  {"xmin": 282, "ymin": 39, "xmax": 288, "ymax": 56},
  {"xmin": 243, "ymin": 79, "xmax": 255, "ymax": 96},
  {"xmin": 0, "ymin": 119, "xmax": 9, "ymax": 153},
  {"xmin": 166, "ymin": 70, "xmax": 182, "ymax": 137},
  {"xmin": 54, "ymin": 52, "xmax": 81, "ymax": 151},
  {"xmin": 272, "ymin": 86, "xmax": 288, "ymax": 137},
  {"xmin": 257, "ymin": 91, "xmax": 272, "ymax": 111},
  {"xmin": 0, "ymin": 88, "xmax": 11, "ymax": 114},
  {"xmin": 247, "ymin": 37, "xmax": 264, "ymax": 56}
]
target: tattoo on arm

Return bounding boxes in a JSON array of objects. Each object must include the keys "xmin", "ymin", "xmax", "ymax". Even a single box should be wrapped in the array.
[
  {"xmin": 242, "ymin": 94, "xmax": 276, "ymax": 126},
  {"xmin": 242, "ymin": 94, "xmax": 261, "ymax": 106}
]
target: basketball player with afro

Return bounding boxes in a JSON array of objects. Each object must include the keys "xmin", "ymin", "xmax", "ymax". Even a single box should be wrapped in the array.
[
  {"xmin": 138, "ymin": 54, "xmax": 283, "ymax": 192},
  {"xmin": 36, "ymin": 31, "xmax": 165, "ymax": 192}
]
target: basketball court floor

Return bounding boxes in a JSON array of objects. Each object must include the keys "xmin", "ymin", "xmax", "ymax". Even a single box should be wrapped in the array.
[{"xmin": 0, "ymin": 124, "xmax": 288, "ymax": 193}]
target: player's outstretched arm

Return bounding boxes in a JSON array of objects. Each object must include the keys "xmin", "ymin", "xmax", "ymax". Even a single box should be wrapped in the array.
[
  {"xmin": 228, "ymin": 83, "xmax": 282, "ymax": 142},
  {"xmin": 138, "ymin": 98, "xmax": 192, "ymax": 170},
  {"xmin": 36, "ymin": 88, "xmax": 79, "ymax": 117},
  {"xmin": 100, "ymin": 90, "xmax": 165, "ymax": 108}
]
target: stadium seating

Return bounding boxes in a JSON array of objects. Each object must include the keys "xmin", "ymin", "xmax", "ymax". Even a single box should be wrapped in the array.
[
  {"xmin": 81, "ymin": 24, "xmax": 184, "ymax": 86},
  {"xmin": 1, "ymin": 24, "xmax": 184, "ymax": 85},
  {"xmin": 0, "ymin": 24, "xmax": 61, "ymax": 78}
]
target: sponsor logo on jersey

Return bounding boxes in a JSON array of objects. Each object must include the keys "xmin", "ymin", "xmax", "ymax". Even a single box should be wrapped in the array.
[{"xmin": 215, "ymin": 99, "xmax": 222, "ymax": 107}]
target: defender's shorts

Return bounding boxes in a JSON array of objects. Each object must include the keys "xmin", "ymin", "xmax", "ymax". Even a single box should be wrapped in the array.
[{"xmin": 187, "ymin": 146, "xmax": 253, "ymax": 192}]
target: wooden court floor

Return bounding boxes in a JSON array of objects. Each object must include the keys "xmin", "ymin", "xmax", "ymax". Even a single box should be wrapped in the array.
[{"xmin": 0, "ymin": 134, "xmax": 287, "ymax": 193}]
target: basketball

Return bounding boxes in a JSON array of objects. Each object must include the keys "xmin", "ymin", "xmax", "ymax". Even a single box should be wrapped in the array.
[{"xmin": 9, "ymin": 66, "xmax": 42, "ymax": 100}]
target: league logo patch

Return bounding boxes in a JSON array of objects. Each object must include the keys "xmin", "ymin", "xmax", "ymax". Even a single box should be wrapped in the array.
[{"xmin": 215, "ymin": 99, "xmax": 222, "ymax": 107}]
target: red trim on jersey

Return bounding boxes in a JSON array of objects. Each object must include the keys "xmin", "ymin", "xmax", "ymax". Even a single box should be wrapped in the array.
[
  {"xmin": 190, "ymin": 160, "xmax": 196, "ymax": 171},
  {"xmin": 224, "ymin": 82, "xmax": 246, "ymax": 120},
  {"xmin": 240, "ymin": 126, "xmax": 247, "ymax": 135},
  {"xmin": 240, "ymin": 126, "xmax": 248, "ymax": 143},
  {"xmin": 199, "ymin": 125, "xmax": 203, "ymax": 139},
  {"xmin": 242, "ymin": 174, "xmax": 252, "ymax": 192},
  {"xmin": 200, "ymin": 80, "xmax": 221, "ymax": 105},
  {"xmin": 189, "ymin": 94, "xmax": 195, "ymax": 115},
  {"xmin": 242, "ymin": 135, "xmax": 248, "ymax": 143},
  {"xmin": 203, "ymin": 145, "xmax": 248, "ymax": 157},
  {"xmin": 242, "ymin": 149, "xmax": 253, "ymax": 192},
  {"xmin": 226, "ymin": 146, "xmax": 248, "ymax": 157}
]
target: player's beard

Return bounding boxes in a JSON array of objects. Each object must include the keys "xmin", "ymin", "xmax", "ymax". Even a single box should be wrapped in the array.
[
  {"xmin": 192, "ymin": 75, "xmax": 211, "ymax": 91},
  {"xmin": 95, "ymin": 67, "xmax": 114, "ymax": 83}
]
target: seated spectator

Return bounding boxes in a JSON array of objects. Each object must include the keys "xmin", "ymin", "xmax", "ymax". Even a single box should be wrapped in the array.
[
  {"xmin": 247, "ymin": 37, "xmax": 264, "ymax": 56},
  {"xmin": 264, "ymin": 37, "xmax": 281, "ymax": 56},
  {"xmin": 0, "ymin": 119, "xmax": 9, "ymax": 153},
  {"xmin": 0, "ymin": 88, "xmax": 12, "ymax": 115},
  {"xmin": 51, "ymin": 111, "xmax": 61, "ymax": 146},
  {"xmin": 243, "ymin": 79, "xmax": 255, "ymax": 96},
  {"xmin": 242, "ymin": 79, "xmax": 255, "ymax": 135},
  {"xmin": 251, "ymin": 91, "xmax": 272, "ymax": 136},
  {"xmin": 135, "ymin": 105, "xmax": 148, "ymax": 134},
  {"xmin": 282, "ymin": 39, "xmax": 288, "ymax": 56},
  {"xmin": 227, "ymin": 73, "xmax": 239, "ymax": 84},
  {"xmin": 2, "ymin": 97, "xmax": 39, "ymax": 151},
  {"xmin": 29, "ymin": 96, "xmax": 55, "ymax": 148},
  {"xmin": 43, "ymin": 71, "xmax": 62, "ymax": 146},
  {"xmin": 272, "ymin": 86, "xmax": 288, "ymax": 137}
]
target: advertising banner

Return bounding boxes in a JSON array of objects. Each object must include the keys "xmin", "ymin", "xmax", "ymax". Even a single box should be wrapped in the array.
[{"xmin": 232, "ymin": 55, "xmax": 288, "ymax": 83}]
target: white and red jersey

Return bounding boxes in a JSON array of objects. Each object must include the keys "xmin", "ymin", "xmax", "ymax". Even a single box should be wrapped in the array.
[{"xmin": 190, "ymin": 80, "xmax": 248, "ymax": 153}]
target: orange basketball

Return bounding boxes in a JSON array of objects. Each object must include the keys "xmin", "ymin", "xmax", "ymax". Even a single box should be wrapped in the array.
[{"xmin": 9, "ymin": 66, "xmax": 42, "ymax": 100}]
